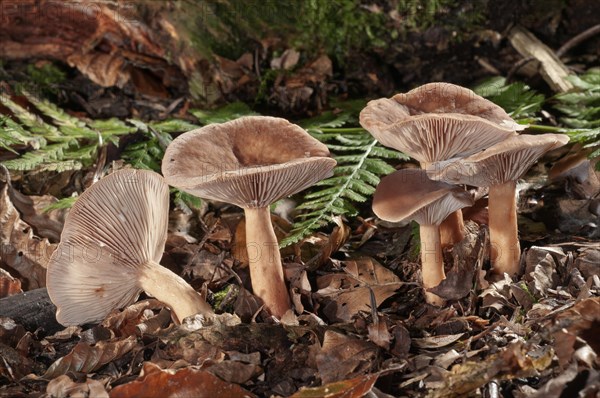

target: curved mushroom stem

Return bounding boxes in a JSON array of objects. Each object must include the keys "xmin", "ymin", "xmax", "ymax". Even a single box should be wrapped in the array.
[
  {"xmin": 138, "ymin": 261, "xmax": 214, "ymax": 323},
  {"xmin": 439, "ymin": 210, "xmax": 465, "ymax": 248},
  {"xmin": 419, "ymin": 224, "xmax": 446, "ymax": 306},
  {"xmin": 488, "ymin": 180, "xmax": 521, "ymax": 275},
  {"xmin": 244, "ymin": 207, "xmax": 291, "ymax": 318}
]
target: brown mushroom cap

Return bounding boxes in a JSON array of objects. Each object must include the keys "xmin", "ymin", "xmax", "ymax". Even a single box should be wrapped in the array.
[
  {"xmin": 46, "ymin": 169, "xmax": 169, "ymax": 325},
  {"xmin": 372, "ymin": 168, "xmax": 474, "ymax": 225},
  {"xmin": 162, "ymin": 116, "xmax": 336, "ymax": 208},
  {"xmin": 359, "ymin": 83, "xmax": 520, "ymax": 163},
  {"xmin": 427, "ymin": 134, "xmax": 570, "ymax": 186}
]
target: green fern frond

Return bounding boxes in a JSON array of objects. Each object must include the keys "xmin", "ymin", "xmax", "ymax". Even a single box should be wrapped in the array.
[
  {"xmin": 190, "ymin": 102, "xmax": 258, "ymax": 124},
  {"xmin": 22, "ymin": 90, "xmax": 97, "ymax": 139},
  {"xmin": 281, "ymin": 129, "xmax": 404, "ymax": 247},
  {"xmin": 473, "ymin": 76, "xmax": 544, "ymax": 121},
  {"xmin": 1, "ymin": 142, "xmax": 74, "ymax": 171},
  {"xmin": 43, "ymin": 196, "xmax": 78, "ymax": 212}
]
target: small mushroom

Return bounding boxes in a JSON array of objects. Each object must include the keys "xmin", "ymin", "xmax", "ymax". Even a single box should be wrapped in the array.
[
  {"xmin": 427, "ymin": 133, "xmax": 570, "ymax": 276},
  {"xmin": 372, "ymin": 168, "xmax": 474, "ymax": 305},
  {"xmin": 162, "ymin": 116, "xmax": 336, "ymax": 317},
  {"xmin": 360, "ymin": 83, "xmax": 521, "ymax": 247},
  {"xmin": 46, "ymin": 169, "xmax": 213, "ymax": 326}
]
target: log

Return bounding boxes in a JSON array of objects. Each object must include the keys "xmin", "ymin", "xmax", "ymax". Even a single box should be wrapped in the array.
[{"xmin": 0, "ymin": 288, "xmax": 62, "ymax": 334}]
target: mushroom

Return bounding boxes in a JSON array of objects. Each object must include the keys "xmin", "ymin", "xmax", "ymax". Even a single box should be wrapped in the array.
[
  {"xmin": 372, "ymin": 168, "xmax": 474, "ymax": 305},
  {"xmin": 162, "ymin": 116, "xmax": 336, "ymax": 318},
  {"xmin": 427, "ymin": 133, "xmax": 570, "ymax": 276},
  {"xmin": 360, "ymin": 82, "xmax": 521, "ymax": 247},
  {"xmin": 46, "ymin": 169, "xmax": 213, "ymax": 326}
]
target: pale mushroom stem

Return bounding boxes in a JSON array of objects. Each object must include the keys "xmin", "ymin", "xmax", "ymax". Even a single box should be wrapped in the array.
[
  {"xmin": 488, "ymin": 180, "xmax": 521, "ymax": 275},
  {"xmin": 244, "ymin": 207, "xmax": 292, "ymax": 318},
  {"xmin": 419, "ymin": 224, "xmax": 446, "ymax": 306},
  {"xmin": 138, "ymin": 261, "xmax": 214, "ymax": 323},
  {"xmin": 439, "ymin": 210, "xmax": 465, "ymax": 248},
  {"xmin": 421, "ymin": 161, "xmax": 465, "ymax": 248}
]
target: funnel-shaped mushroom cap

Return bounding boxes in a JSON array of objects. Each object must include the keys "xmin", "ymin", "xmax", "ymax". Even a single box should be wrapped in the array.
[
  {"xmin": 427, "ymin": 134, "xmax": 570, "ymax": 186},
  {"xmin": 373, "ymin": 168, "xmax": 474, "ymax": 226},
  {"xmin": 162, "ymin": 116, "xmax": 336, "ymax": 208},
  {"xmin": 47, "ymin": 169, "xmax": 169, "ymax": 325},
  {"xmin": 360, "ymin": 83, "xmax": 521, "ymax": 163}
]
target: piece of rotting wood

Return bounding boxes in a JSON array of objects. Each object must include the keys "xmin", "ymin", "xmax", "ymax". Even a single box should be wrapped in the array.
[
  {"xmin": 0, "ymin": 288, "xmax": 62, "ymax": 334},
  {"xmin": 508, "ymin": 25, "xmax": 574, "ymax": 93}
]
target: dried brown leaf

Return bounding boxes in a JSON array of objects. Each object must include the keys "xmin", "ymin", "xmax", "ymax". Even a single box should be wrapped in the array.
[
  {"xmin": 109, "ymin": 362, "xmax": 257, "ymax": 398},
  {"xmin": 289, "ymin": 373, "xmax": 379, "ymax": 398},
  {"xmin": 46, "ymin": 375, "xmax": 109, "ymax": 398},
  {"xmin": 368, "ymin": 315, "xmax": 392, "ymax": 350},
  {"xmin": 44, "ymin": 336, "xmax": 138, "ymax": 379},
  {"xmin": 0, "ymin": 268, "xmax": 22, "ymax": 298},
  {"xmin": 316, "ymin": 331, "xmax": 379, "ymax": 384},
  {"xmin": 0, "ymin": 179, "xmax": 55, "ymax": 290}
]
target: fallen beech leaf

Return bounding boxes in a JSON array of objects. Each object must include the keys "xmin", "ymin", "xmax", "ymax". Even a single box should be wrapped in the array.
[
  {"xmin": 109, "ymin": 362, "xmax": 257, "ymax": 398},
  {"xmin": 411, "ymin": 334, "xmax": 465, "ymax": 349},
  {"xmin": 368, "ymin": 315, "xmax": 392, "ymax": 350},
  {"xmin": 290, "ymin": 373, "xmax": 379, "ymax": 398},
  {"xmin": 317, "ymin": 257, "xmax": 403, "ymax": 322},
  {"xmin": 44, "ymin": 336, "xmax": 138, "ymax": 379},
  {"xmin": 101, "ymin": 299, "xmax": 166, "ymax": 337},
  {"xmin": 316, "ymin": 331, "xmax": 379, "ymax": 384},
  {"xmin": 46, "ymin": 375, "xmax": 109, "ymax": 398},
  {"xmin": 303, "ymin": 216, "xmax": 350, "ymax": 270},
  {"xmin": 551, "ymin": 297, "xmax": 600, "ymax": 365},
  {"xmin": 207, "ymin": 360, "xmax": 261, "ymax": 384},
  {"xmin": 0, "ymin": 178, "xmax": 55, "ymax": 289},
  {"xmin": 0, "ymin": 268, "xmax": 22, "ymax": 298}
]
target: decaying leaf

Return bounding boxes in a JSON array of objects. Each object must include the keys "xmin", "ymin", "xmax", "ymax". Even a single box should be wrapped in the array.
[
  {"xmin": 316, "ymin": 257, "xmax": 403, "ymax": 322},
  {"xmin": 289, "ymin": 373, "xmax": 379, "ymax": 398},
  {"xmin": 551, "ymin": 297, "xmax": 600, "ymax": 366},
  {"xmin": 0, "ymin": 267, "xmax": 22, "ymax": 298},
  {"xmin": 44, "ymin": 336, "xmax": 138, "ymax": 379},
  {"xmin": 0, "ymin": 176, "xmax": 56, "ymax": 289},
  {"xmin": 368, "ymin": 315, "xmax": 392, "ymax": 350},
  {"xmin": 108, "ymin": 362, "xmax": 257, "ymax": 398},
  {"xmin": 316, "ymin": 330, "xmax": 380, "ymax": 384},
  {"xmin": 46, "ymin": 375, "xmax": 109, "ymax": 398},
  {"xmin": 429, "ymin": 342, "xmax": 553, "ymax": 398}
]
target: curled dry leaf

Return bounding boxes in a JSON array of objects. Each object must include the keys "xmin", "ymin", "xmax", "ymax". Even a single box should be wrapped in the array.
[
  {"xmin": 289, "ymin": 373, "xmax": 379, "ymax": 398},
  {"xmin": 0, "ymin": 179, "xmax": 55, "ymax": 290},
  {"xmin": 108, "ymin": 362, "xmax": 257, "ymax": 398},
  {"xmin": 0, "ymin": 268, "xmax": 22, "ymax": 298},
  {"xmin": 43, "ymin": 336, "xmax": 138, "ymax": 379},
  {"xmin": 46, "ymin": 375, "xmax": 109, "ymax": 398},
  {"xmin": 101, "ymin": 299, "xmax": 166, "ymax": 338},
  {"xmin": 551, "ymin": 297, "xmax": 600, "ymax": 366}
]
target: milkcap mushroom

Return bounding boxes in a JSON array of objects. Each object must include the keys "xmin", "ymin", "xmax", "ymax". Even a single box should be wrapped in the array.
[
  {"xmin": 427, "ymin": 133, "xmax": 570, "ymax": 276},
  {"xmin": 162, "ymin": 116, "xmax": 336, "ymax": 318},
  {"xmin": 46, "ymin": 169, "xmax": 213, "ymax": 326},
  {"xmin": 360, "ymin": 83, "xmax": 521, "ymax": 247},
  {"xmin": 372, "ymin": 168, "xmax": 474, "ymax": 305}
]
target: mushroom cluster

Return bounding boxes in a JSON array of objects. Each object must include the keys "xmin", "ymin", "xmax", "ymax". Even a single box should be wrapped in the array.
[
  {"xmin": 162, "ymin": 116, "xmax": 336, "ymax": 318},
  {"xmin": 361, "ymin": 83, "xmax": 569, "ymax": 304},
  {"xmin": 47, "ymin": 169, "xmax": 213, "ymax": 326}
]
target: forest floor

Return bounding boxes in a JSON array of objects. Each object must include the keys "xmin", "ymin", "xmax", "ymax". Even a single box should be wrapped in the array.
[{"xmin": 0, "ymin": 1, "xmax": 599, "ymax": 397}]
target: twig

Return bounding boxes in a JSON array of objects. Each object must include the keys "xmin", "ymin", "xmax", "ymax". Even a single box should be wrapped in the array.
[
  {"xmin": 506, "ymin": 56, "xmax": 535, "ymax": 83},
  {"xmin": 557, "ymin": 24, "xmax": 600, "ymax": 58}
]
